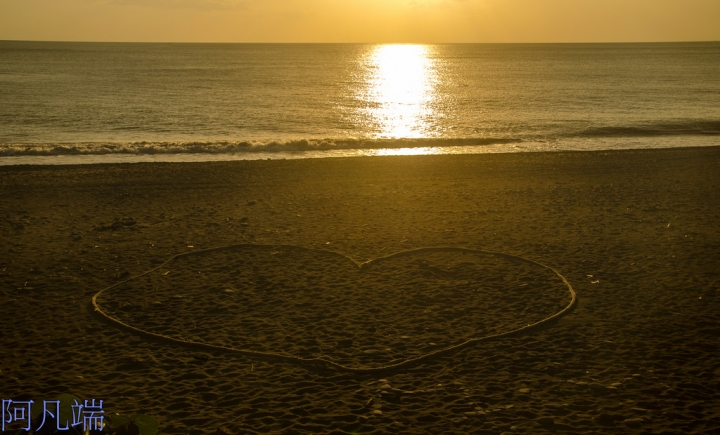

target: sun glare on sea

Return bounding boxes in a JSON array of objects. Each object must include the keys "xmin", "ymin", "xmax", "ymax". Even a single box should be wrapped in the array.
[
  {"xmin": 371, "ymin": 147, "xmax": 441, "ymax": 156},
  {"xmin": 363, "ymin": 45, "xmax": 437, "ymax": 139}
]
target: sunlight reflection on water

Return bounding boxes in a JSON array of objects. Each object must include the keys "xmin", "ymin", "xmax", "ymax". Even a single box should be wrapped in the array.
[
  {"xmin": 367, "ymin": 147, "xmax": 441, "ymax": 156},
  {"xmin": 361, "ymin": 45, "xmax": 438, "ymax": 141}
]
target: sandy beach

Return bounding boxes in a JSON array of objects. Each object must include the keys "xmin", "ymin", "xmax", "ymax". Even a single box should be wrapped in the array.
[{"xmin": 1, "ymin": 147, "xmax": 719, "ymax": 434}]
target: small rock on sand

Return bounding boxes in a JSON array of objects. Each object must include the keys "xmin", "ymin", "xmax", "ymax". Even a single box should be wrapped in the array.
[{"xmin": 623, "ymin": 418, "xmax": 644, "ymax": 428}]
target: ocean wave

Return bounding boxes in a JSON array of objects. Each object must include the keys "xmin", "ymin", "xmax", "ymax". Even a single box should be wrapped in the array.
[
  {"xmin": 1, "ymin": 120, "xmax": 718, "ymax": 157},
  {"xmin": 575, "ymin": 120, "xmax": 720, "ymax": 138},
  {"xmin": 0, "ymin": 138, "xmax": 518, "ymax": 157}
]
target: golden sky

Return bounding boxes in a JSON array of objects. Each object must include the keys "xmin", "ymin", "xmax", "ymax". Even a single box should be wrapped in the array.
[{"xmin": 1, "ymin": 0, "xmax": 719, "ymax": 43}]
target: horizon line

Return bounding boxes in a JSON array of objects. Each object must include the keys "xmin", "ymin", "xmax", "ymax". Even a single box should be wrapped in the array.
[{"xmin": 2, "ymin": 39, "xmax": 719, "ymax": 45}]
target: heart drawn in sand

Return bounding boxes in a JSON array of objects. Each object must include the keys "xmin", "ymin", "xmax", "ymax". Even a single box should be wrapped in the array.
[{"xmin": 93, "ymin": 245, "xmax": 575, "ymax": 372}]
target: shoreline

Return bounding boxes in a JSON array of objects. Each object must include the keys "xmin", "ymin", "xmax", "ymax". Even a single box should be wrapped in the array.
[
  {"xmin": 1, "ymin": 147, "xmax": 719, "ymax": 434},
  {"xmin": 2, "ymin": 138, "xmax": 719, "ymax": 166}
]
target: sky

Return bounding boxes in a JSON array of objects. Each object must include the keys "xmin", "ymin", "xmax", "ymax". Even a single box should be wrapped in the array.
[{"xmin": 1, "ymin": 0, "xmax": 719, "ymax": 43}]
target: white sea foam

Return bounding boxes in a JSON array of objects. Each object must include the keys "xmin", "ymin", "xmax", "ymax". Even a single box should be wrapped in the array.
[{"xmin": 1, "ymin": 136, "xmax": 717, "ymax": 166}]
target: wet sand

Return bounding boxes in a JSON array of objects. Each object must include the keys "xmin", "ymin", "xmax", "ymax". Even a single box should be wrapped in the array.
[{"xmin": 1, "ymin": 147, "xmax": 719, "ymax": 434}]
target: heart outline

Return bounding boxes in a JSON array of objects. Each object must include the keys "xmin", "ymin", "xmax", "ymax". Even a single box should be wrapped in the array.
[{"xmin": 92, "ymin": 244, "xmax": 577, "ymax": 373}]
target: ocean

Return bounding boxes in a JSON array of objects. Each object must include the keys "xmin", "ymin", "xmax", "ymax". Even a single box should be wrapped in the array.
[{"xmin": 1, "ymin": 41, "xmax": 718, "ymax": 165}]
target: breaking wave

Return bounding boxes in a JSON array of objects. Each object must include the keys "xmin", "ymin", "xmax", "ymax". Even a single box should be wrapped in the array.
[
  {"xmin": 0, "ymin": 137, "xmax": 519, "ymax": 157},
  {"xmin": 576, "ymin": 120, "xmax": 720, "ymax": 138},
  {"xmin": 1, "ymin": 120, "xmax": 718, "ymax": 158}
]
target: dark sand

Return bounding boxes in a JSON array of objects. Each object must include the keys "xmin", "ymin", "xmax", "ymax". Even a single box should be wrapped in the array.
[{"xmin": 1, "ymin": 147, "xmax": 719, "ymax": 434}]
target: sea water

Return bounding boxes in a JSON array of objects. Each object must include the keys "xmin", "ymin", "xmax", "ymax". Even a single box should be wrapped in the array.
[{"xmin": 1, "ymin": 41, "xmax": 718, "ymax": 165}]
